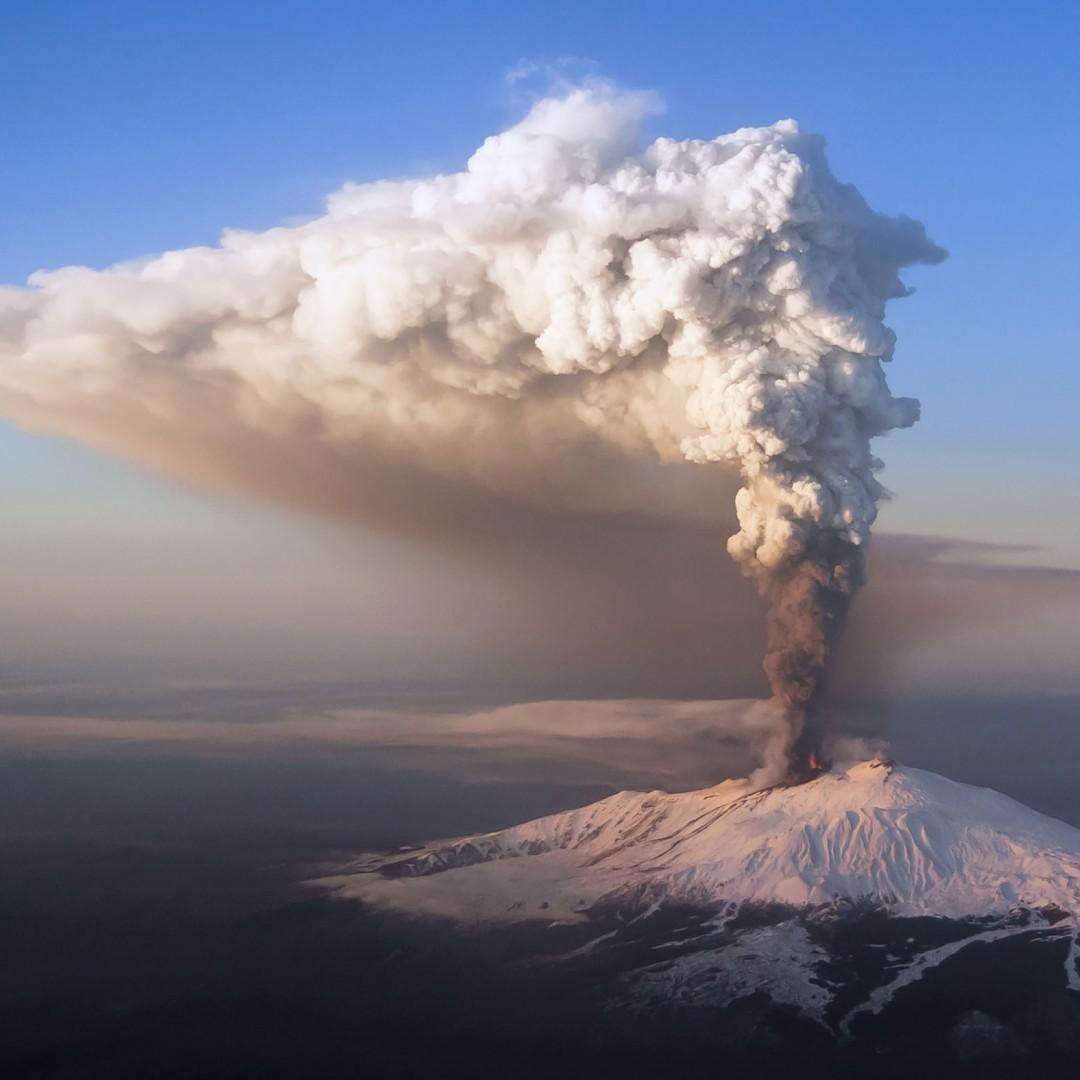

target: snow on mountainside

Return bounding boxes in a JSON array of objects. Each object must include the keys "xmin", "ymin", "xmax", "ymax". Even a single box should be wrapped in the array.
[
  {"xmin": 316, "ymin": 759, "xmax": 1080, "ymax": 1030},
  {"xmin": 321, "ymin": 759, "xmax": 1080, "ymax": 923}
]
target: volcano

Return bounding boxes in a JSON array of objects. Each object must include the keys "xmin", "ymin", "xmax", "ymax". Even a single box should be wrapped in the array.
[
  {"xmin": 325, "ymin": 760, "xmax": 1080, "ymax": 921},
  {"xmin": 316, "ymin": 760, "xmax": 1080, "ymax": 1032}
]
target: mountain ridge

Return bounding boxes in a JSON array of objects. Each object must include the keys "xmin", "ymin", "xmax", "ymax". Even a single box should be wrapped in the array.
[
  {"xmin": 314, "ymin": 758, "xmax": 1080, "ymax": 1033},
  {"xmin": 322, "ymin": 759, "xmax": 1080, "ymax": 924}
]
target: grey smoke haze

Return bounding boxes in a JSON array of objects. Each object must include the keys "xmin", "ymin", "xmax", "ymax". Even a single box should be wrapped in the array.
[
  {"xmin": 0, "ymin": 82, "xmax": 945, "ymax": 775},
  {"xmin": 5, "ymin": 517, "xmax": 1078, "ymax": 790},
  {"xmin": 4, "ymin": 530, "xmax": 1080, "ymax": 798}
]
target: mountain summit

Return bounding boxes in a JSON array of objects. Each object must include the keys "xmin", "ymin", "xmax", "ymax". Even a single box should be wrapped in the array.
[
  {"xmin": 318, "ymin": 759, "xmax": 1080, "ymax": 1032},
  {"xmin": 326, "ymin": 759, "xmax": 1080, "ymax": 924}
]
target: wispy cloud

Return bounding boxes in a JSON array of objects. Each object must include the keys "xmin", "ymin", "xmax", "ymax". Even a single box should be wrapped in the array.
[{"xmin": 0, "ymin": 698, "xmax": 786, "ymax": 790}]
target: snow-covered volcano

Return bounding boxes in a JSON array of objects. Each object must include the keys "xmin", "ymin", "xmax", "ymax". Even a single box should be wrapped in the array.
[
  {"xmin": 322, "ymin": 759, "xmax": 1080, "ymax": 923},
  {"xmin": 317, "ymin": 759, "xmax": 1080, "ymax": 1032}
]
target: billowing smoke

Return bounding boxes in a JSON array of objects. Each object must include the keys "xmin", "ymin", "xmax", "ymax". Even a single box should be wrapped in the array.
[{"xmin": 0, "ymin": 82, "xmax": 943, "ymax": 779}]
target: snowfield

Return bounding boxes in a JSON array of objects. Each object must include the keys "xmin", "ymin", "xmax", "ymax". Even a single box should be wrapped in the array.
[
  {"xmin": 314, "ymin": 759, "xmax": 1080, "ymax": 1026},
  {"xmin": 319, "ymin": 760, "xmax": 1080, "ymax": 922}
]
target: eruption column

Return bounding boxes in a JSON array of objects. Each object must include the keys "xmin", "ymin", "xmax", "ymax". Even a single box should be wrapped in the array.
[{"xmin": 0, "ymin": 84, "xmax": 944, "ymax": 777}]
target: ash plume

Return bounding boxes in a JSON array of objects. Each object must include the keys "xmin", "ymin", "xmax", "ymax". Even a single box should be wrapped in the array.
[{"xmin": 0, "ymin": 81, "xmax": 944, "ymax": 779}]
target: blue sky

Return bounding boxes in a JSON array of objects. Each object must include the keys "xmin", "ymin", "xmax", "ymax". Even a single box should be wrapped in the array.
[{"xmin": 2, "ymin": 0, "xmax": 1079, "ymax": 685}]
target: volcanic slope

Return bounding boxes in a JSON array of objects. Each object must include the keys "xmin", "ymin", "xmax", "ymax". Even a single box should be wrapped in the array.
[
  {"xmin": 324, "ymin": 760, "xmax": 1080, "ymax": 925},
  {"xmin": 317, "ymin": 759, "xmax": 1080, "ymax": 1044}
]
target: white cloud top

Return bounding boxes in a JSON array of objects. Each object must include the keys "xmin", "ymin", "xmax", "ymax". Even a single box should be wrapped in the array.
[{"xmin": 0, "ymin": 83, "xmax": 943, "ymax": 761}]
